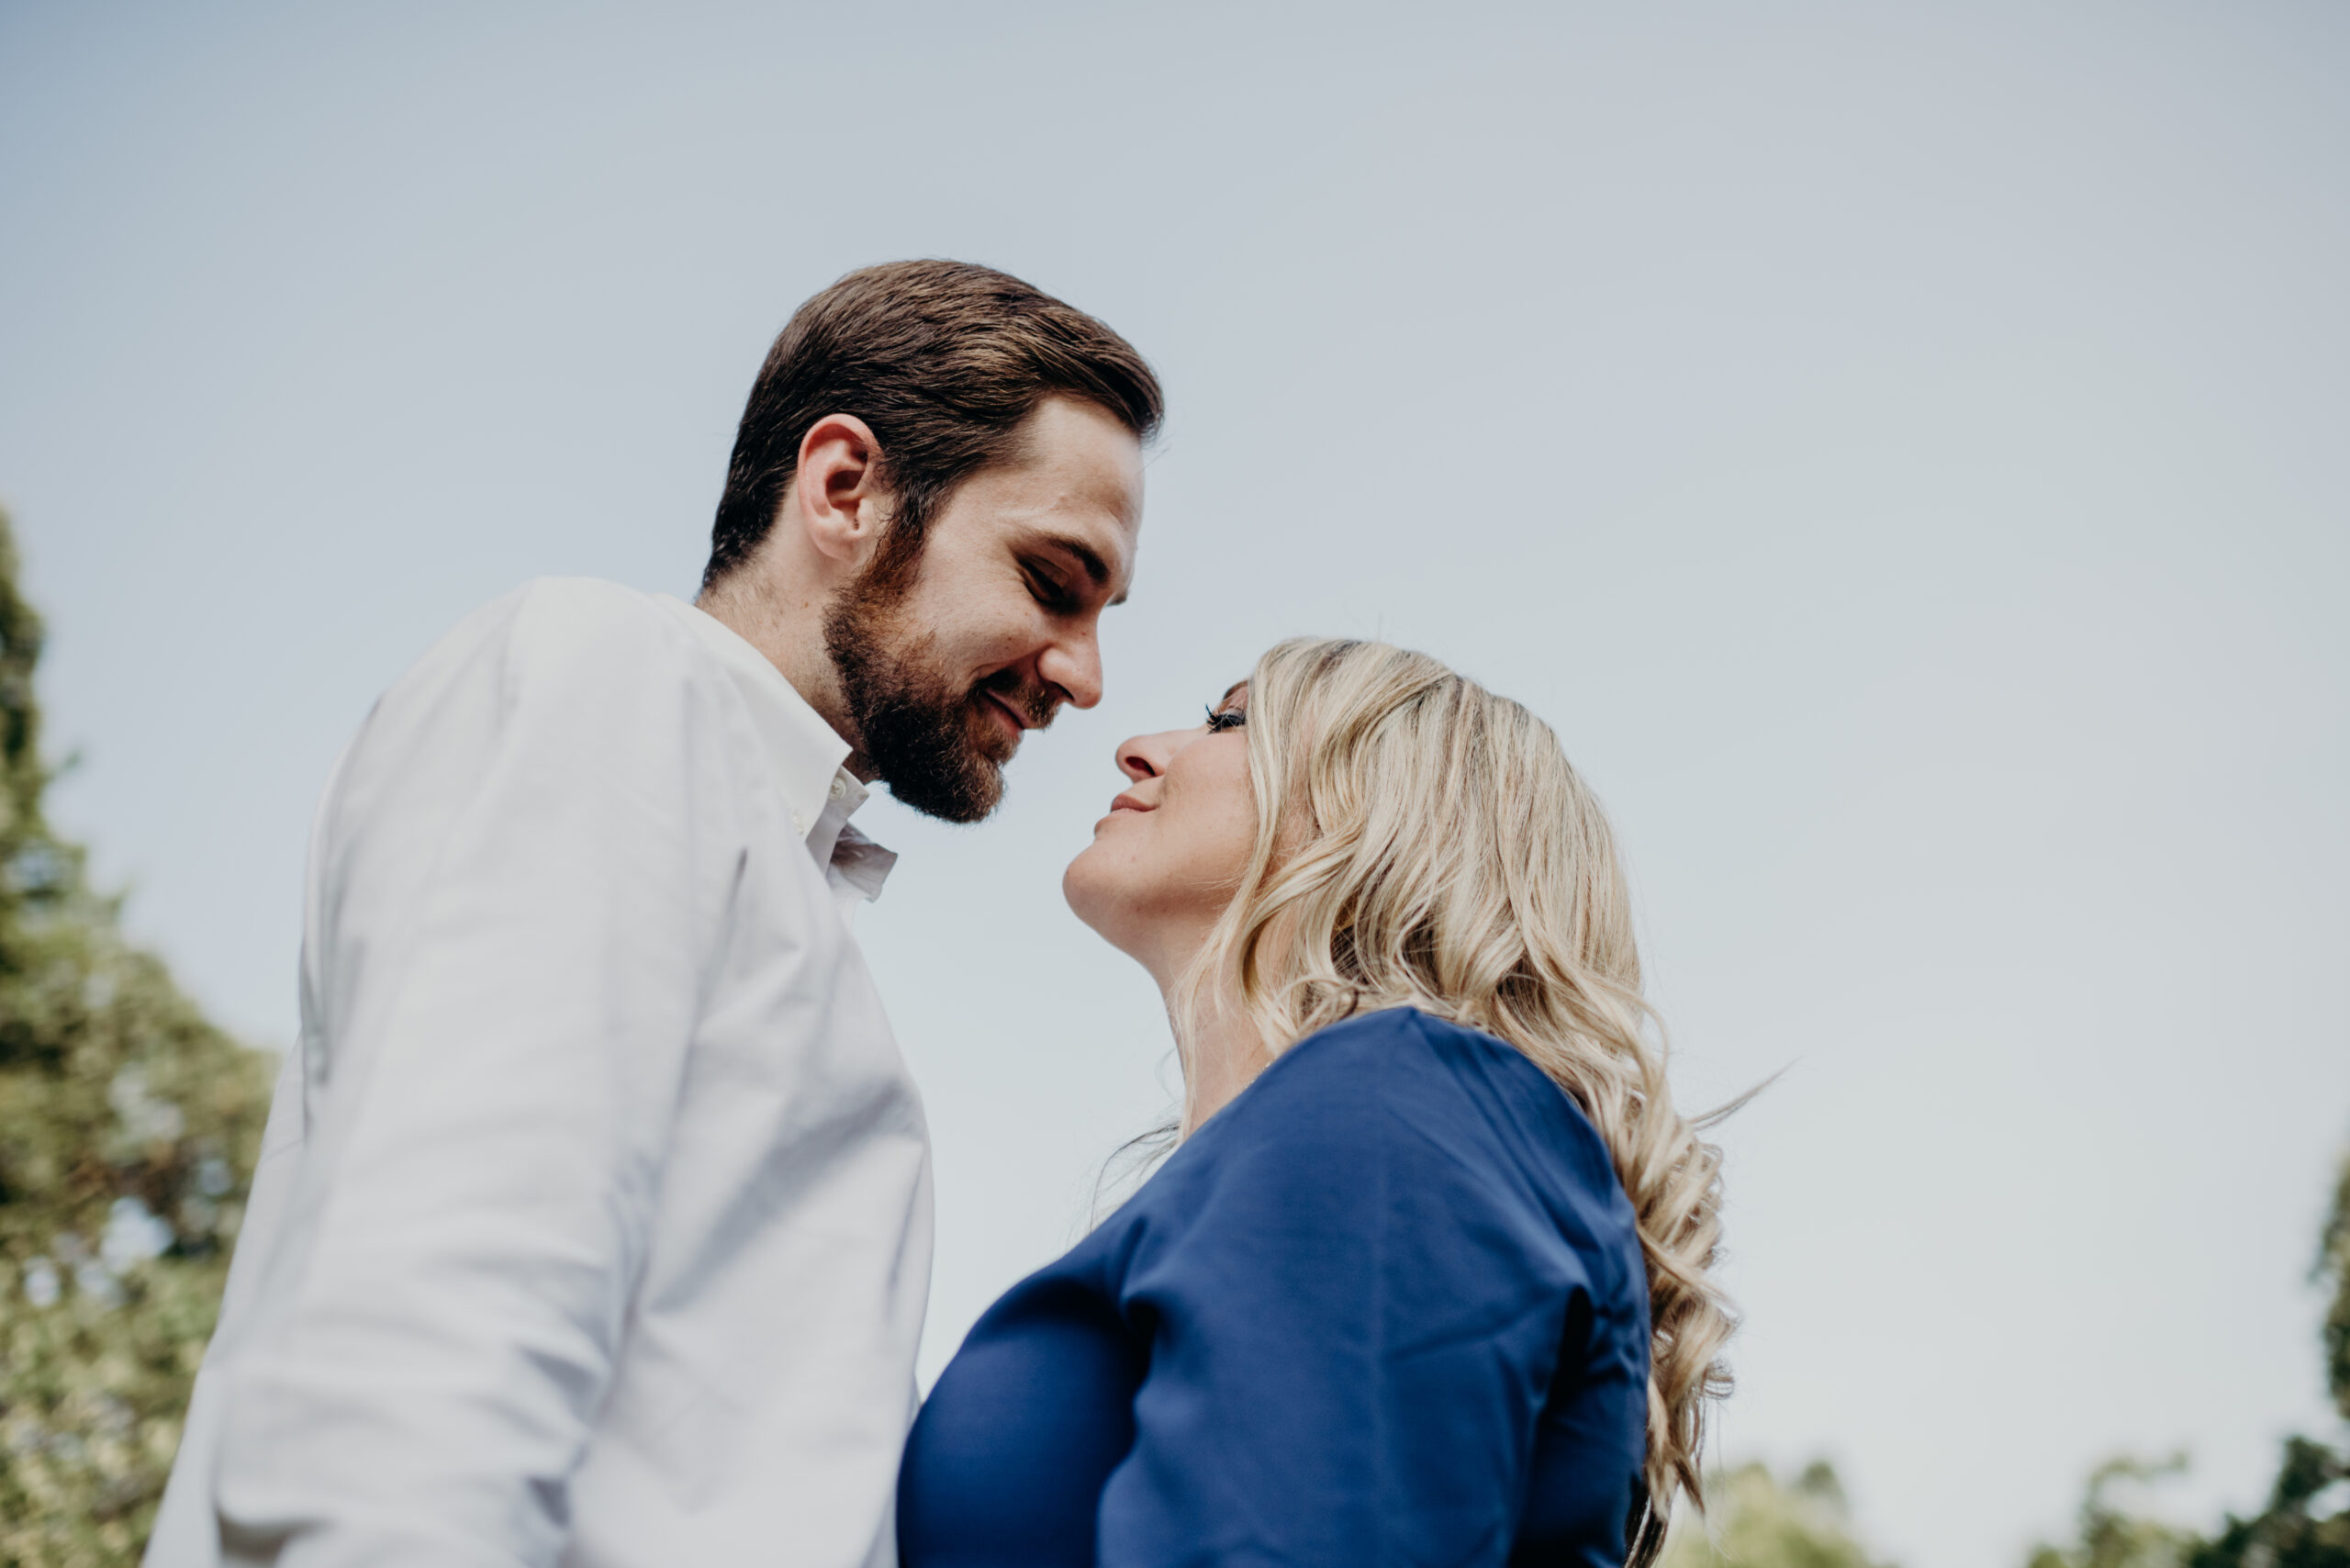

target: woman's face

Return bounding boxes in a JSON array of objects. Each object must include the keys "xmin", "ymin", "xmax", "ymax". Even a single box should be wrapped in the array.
[{"xmin": 1063, "ymin": 682, "xmax": 1257, "ymax": 983}]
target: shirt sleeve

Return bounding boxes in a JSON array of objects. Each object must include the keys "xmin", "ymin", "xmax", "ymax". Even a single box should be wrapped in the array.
[
  {"xmin": 209, "ymin": 584, "xmax": 747, "ymax": 1568},
  {"xmin": 1097, "ymin": 1018, "xmax": 1591, "ymax": 1568}
]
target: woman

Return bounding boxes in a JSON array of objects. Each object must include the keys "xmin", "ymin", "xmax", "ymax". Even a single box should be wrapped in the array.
[{"xmin": 898, "ymin": 638, "xmax": 1734, "ymax": 1567}]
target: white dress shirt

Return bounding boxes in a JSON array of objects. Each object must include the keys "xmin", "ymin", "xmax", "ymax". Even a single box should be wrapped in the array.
[{"xmin": 146, "ymin": 579, "xmax": 934, "ymax": 1568}]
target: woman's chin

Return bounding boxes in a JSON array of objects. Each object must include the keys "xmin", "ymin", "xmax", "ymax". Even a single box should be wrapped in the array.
[
  {"xmin": 1060, "ymin": 850, "xmax": 1107, "ymax": 932},
  {"xmin": 1062, "ymin": 854, "xmax": 1148, "ymax": 965}
]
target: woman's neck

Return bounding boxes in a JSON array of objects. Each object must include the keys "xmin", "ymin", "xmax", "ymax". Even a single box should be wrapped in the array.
[{"xmin": 1172, "ymin": 985, "xmax": 1272, "ymax": 1134}]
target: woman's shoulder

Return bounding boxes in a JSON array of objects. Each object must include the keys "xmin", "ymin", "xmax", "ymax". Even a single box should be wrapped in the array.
[
  {"xmin": 1198, "ymin": 1008, "xmax": 1633, "ymax": 1236},
  {"xmin": 1088, "ymin": 1007, "xmax": 1641, "ymax": 1317},
  {"xmin": 1275, "ymin": 1005, "xmax": 1550, "ymax": 1078},
  {"xmin": 1241, "ymin": 1007, "xmax": 1599, "ymax": 1140}
]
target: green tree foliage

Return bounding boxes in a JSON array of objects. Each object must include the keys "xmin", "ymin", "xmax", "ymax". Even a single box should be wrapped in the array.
[
  {"xmin": 0, "ymin": 508, "xmax": 275, "ymax": 1567},
  {"xmin": 2321, "ymin": 1152, "xmax": 2350, "ymax": 1427},
  {"xmin": 1662, "ymin": 1460, "xmax": 1897, "ymax": 1568},
  {"xmin": 2188, "ymin": 1434, "xmax": 2350, "ymax": 1568},
  {"xmin": 2025, "ymin": 1457, "xmax": 2198, "ymax": 1568},
  {"xmin": 2183, "ymin": 1146, "xmax": 2350, "ymax": 1568},
  {"xmin": 2031, "ymin": 1148, "xmax": 2350, "ymax": 1568}
]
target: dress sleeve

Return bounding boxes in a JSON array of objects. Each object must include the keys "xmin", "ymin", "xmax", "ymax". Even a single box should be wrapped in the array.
[
  {"xmin": 1097, "ymin": 1020, "xmax": 1590, "ymax": 1568},
  {"xmin": 209, "ymin": 585, "xmax": 745, "ymax": 1568}
]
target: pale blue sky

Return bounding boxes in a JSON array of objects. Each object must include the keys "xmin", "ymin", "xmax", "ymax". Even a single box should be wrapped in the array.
[{"xmin": 4, "ymin": 5, "xmax": 2346, "ymax": 1563}]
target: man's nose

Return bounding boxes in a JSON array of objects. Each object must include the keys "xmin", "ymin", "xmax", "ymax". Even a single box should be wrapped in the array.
[
  {"xmin": 1116, "ymin": 729, "xmax": 1184, "ymax": 782},
  {"xmin": 1038, "ymin": 631, "xmax": 1103, "ymax": 711}
]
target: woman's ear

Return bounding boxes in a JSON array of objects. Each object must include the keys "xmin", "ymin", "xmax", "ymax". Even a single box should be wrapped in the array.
[{"xmin": 791, "ymin": 413, "xmax": 887, "ymax": 566}]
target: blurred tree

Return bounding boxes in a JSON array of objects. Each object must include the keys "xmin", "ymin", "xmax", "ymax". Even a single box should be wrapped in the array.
[
  {"xmin": 2322, "ymin": 1151, "xmax": 2350, "ymax": 1426},
  {"xmin": 0, "ymin": 507, "xmax": 274, "ymax": 1566},
  {"xmin": 1661, "ymin": 1459, "xmax": 1896, "ymax": 1568},
  {"xmin": 2188, "ymin": 1434, "xmax": 2350, "ymax": 1568},
  {"xmin": 2024, "ymin": 1457, "xmax": 2197, "ymax": 1568},
  {"xmin": 2031, "ymin": 1147, "xmax": 2350, "ymax": 1568},
  {"xmin": 2184, "ymin": 1144, "xmax": 2350, "ymax": 1568}
]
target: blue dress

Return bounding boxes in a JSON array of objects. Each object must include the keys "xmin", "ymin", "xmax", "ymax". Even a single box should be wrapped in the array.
[{"xmin": 897, "ymin": 1007, "xmax": 1652, "ymax": 1568}]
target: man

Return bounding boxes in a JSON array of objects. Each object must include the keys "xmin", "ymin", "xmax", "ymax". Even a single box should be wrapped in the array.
[{"xmin": 146, "ymin": 260, "xmax": 1162, "ymax": 1567}]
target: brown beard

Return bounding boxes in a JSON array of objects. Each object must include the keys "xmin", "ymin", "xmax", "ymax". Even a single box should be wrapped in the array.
[{"xmin": 822, "ymin": 552, "xmax": 1057, "ymax": 824}]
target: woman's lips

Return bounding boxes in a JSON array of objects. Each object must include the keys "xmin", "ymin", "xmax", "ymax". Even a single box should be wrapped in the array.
[{"xmin": 1109, "ymin": 791, "xmax": 1151, "ymax": 814}]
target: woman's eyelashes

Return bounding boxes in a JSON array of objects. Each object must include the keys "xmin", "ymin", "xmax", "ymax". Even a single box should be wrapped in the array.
[{"xmin": 1204, "ymin": 704, "xmax": 1247, "ymax": 734}]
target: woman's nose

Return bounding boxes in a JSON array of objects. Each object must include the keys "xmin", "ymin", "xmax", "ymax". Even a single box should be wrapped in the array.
[{"xmin": 1116, "ymin": 729, "xmax": 1184, "ymax": 782}]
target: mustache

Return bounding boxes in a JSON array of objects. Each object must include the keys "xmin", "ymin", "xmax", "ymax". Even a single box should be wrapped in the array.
[{"xmin": 975, "ymin": 669, "xmax": 1059, "ymax": 731}]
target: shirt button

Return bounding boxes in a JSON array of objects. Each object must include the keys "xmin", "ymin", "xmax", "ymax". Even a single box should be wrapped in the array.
[
  {"xmin": 829, "ymin": 776, "xmax": 848, "ymax": 801},
  {"xmin": 790, "ymin": 812, "xmax": 806, "ymax": 834}
]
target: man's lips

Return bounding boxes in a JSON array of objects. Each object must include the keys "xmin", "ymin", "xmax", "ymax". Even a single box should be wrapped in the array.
[
  {"xmin": 981, "ymin": 691, "xmax": 1030, "ymax": 742},
  {"xmin": 1109, "ymin": 790, "xmax": 1151, "ymax": 814}
]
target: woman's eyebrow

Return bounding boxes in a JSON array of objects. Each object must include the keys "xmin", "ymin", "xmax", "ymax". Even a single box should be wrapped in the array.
[{"xmin": 1216, "ymin": 680, "xmax": 1248, "ymax": 709}]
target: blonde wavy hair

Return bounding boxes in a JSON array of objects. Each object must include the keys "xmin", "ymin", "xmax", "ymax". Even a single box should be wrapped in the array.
[{"xmin": 1172, "ymin": 637, "xmax": 1735, "ymax": 1565}]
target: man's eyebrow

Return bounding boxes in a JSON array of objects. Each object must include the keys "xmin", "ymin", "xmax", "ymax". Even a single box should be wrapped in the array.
[{"xmin": 1035, "ymin": 532, "xmax": 1128, "ymax": 607}]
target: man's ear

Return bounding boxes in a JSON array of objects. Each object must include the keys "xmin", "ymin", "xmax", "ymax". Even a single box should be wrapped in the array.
[{"xmin": 791, "ymin": 413, "xmax": 887, "ymax": 566}]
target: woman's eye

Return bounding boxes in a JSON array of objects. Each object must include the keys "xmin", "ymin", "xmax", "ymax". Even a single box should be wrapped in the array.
[{"xmin": 1204, "ymin": 705, "xmax": 1247, "ymax": 734}]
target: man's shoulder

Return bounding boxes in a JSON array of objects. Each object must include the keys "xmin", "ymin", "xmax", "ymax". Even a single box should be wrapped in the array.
[
  {"xmin": 353, "ymin": 580, "xmax": 729, "ymax": 763},
  {"xmin": 408, "ymin": 578, "xmax": 707, "ymax": 691},
  {"xmin": 498, "ymin": 576, "xmax": 692, "ymax": 654}
]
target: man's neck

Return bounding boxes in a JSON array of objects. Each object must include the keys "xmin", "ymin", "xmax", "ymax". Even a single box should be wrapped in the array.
[{"xmin": 696, "ymin": 577, "xmax": 868, "ymax": 774}]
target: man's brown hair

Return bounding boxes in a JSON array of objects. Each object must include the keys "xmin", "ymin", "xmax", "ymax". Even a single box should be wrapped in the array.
[{"xmin": 703, "ymin": 260, "xmax": 1163, "ymax": 591}]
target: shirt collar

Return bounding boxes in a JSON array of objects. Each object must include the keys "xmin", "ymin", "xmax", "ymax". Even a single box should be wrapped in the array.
[{"xmin": 655, "ymin": 596, "xmax": 897, "ymax": 897}]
